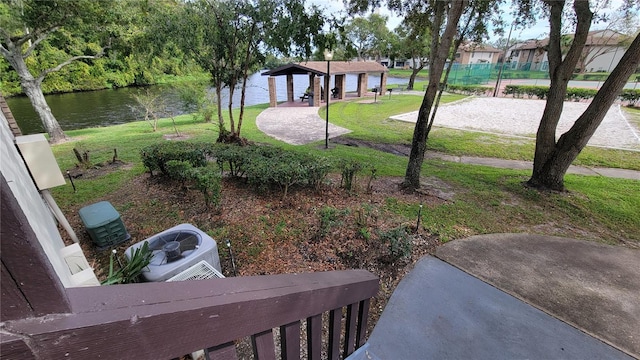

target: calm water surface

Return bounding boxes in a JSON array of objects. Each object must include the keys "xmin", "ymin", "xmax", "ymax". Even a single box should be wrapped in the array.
[{"xmin": 7, "ymin": 72, "xmax": 408, "ymax": 135}]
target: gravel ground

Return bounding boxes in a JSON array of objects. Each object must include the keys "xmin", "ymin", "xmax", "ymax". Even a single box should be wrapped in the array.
[{"xmin": 391, "ymin": 97, "xmax": 640, "ymax": 150}]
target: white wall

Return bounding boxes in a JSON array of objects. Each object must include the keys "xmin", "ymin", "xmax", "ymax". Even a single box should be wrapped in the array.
[
  {"xmin": 469, "ymin": 51, "xmax": 494, "ymax": 64},
  {"xmin": 0, "ymin": 113, "xmax": 97, "ymax": 287},
  {"xmin": 585, "ymin": 46, "xmax": 626, "ymax": 72}
]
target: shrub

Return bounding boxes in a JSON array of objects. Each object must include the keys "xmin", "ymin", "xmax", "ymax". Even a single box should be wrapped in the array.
[
  {"xmin": 143, "ymin": 145, "xmax": 221, "ymax": 208},
  {"xmin": 365, "ymin": 164, "xmax": 378, "ymax": 193},
  {"xmin": 165, "ymin": 160, "xmax": 192, "ymax": 183},
  {"xmin": 503, "ymin": 85, "xmax": 549, "ymax": 99},
  {"xmin": 207, "ymin": 143, "xmax": 250, "ymax": 177},
  {"xmin": 378, "ymin": 225, "xmax": 412, "ymax": 260},
  {"xmin": 244, "ymin": 148, "xmax": 330, "ymax": 198},
  {"xmin": 503, "ymin": 84, "xmax": 600, "ymax": 102},
  {"xmin": 446, "ymin": 84, "xmax": 493, "ymax": 96},
  {"xmin": 566, "ymin": 87, "xmax": 597, "ymax": 101},
  {"xmin": 317, "ymin": 206, "xmax": 347, "ymax": 238},
  {"xmin": 142, "ymin": 142, "xmax": 331, "ymax": 199},
  {"xmin": 102, "ymin": 242, "xmax": 153, "ymax": 285},
  {"xmin": 140, "ymin": 141, "xmax": 207, "ymax": 175},
  {"xmin": 304, "ymin": 156, "xmax": 332, "ymax": 190},
  {"xmin": 619, "ymin": 89, "xmax": 640, "ymax": 106},
  {"xmin": 339, "ymin": 159, "xmax": 364, "ymax": 192},
  {"xmin": 189, "ymin": 165, "xmax": 222, "ymax": 209}
]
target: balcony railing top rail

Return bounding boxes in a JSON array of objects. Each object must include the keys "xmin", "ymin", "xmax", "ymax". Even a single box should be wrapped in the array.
[{"xmin": 2, "ymin": 270, "xmax": 379, "ymax": 360}]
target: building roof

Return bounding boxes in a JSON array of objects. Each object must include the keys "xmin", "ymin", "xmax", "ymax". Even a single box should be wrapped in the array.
[
  {"xmin": 458, "ymin": 43, "xmax": 502, "ymax": 53},
  {"xmin": 514, "ymin": 30, "xmax": 627, "ymax": 51},
  {"xmin": 262, "ymin": 61, "xmax": 388, "ymax": 76},
  {"xmin": 515, "ymin": 39, "xmax": 549, "ymax": 50},
  {"xmin": 583, "ymin": 29, "xmax": 627, "ymax": 46}
]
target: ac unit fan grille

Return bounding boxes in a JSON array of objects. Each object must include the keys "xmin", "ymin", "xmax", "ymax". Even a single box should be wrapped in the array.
[{"xmin": 166, "ymin": 260, "xmax": 225, "ymax": 282}]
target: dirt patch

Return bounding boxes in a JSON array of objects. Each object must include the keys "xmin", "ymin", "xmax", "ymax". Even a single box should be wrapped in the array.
[
  {"xmin": 163, "ymin": 133, "xmax": 192, "ymax": 141},
  {"xmin": 332, "ymin": 136, "xmax": 412, "ymax": 156},
  {"xmin": 67, "ymin": 160, "xmax": 132, "ymax": 180}
]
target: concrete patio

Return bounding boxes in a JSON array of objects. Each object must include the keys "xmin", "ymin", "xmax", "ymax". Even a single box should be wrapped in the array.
[{"xmin": 349, "ymin": 233, "xmax": 639, "ymax": 359}]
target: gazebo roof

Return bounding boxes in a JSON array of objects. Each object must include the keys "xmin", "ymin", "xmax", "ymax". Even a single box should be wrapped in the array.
[{"xmin": 262, "ymin": 61, "xmax": 388, "ymax": 76}]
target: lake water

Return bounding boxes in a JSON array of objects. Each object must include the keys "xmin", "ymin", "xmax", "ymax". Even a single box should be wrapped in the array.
[{"xmin": 7, "ymin": 72, "xmax": 408, "ymax": 135}]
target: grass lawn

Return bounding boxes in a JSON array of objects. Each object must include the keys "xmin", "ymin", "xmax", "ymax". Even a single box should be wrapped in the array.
[
  {"xmin": 47, "ymin": 93, "xmax": 638, "ymax": 341},
  {"xmin": 50, "ymin": 94, "xmax": 640, "ymax": 247}
]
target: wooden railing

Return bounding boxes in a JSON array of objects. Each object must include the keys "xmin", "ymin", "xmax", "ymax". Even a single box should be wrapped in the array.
[{"xmin": 1, "ymin": 270, "xmax": 379, "ymax": 360}]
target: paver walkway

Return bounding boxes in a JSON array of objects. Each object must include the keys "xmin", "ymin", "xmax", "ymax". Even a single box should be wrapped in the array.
[{"xmin": 255, "ymin": 106, "xmax": 350, "ymax": 145}]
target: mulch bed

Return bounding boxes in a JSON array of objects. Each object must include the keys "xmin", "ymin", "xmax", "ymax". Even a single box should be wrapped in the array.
[{"xmin": 61, "ymin": 164, "xmax": 447, "ymax": 350}]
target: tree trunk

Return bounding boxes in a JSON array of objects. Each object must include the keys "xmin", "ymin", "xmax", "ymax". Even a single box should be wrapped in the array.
[
  {"xmin": 403, "ymin": 0, "xmax": 466, "ymax": 190},
  {"xmin": 2, "ymin": 45, "xmax": 68, "ymax": 143},
  {"xmin": 407, "ymin": 59, "xmax": 424, "ymax": 90},
  {"xmin": 528, "ymin": 33, "xmax": 640, "ymax": 190},
  {"xmin": 529, "ymin": 0, "xmax": 592, "ymax": 189},
  {"xmin": 228, "ymin": 79, "xmax": 236, "ymax": 135},
  {"xmin": 21, "ymin": 79, "xmax": 69, "ymax": 143}
]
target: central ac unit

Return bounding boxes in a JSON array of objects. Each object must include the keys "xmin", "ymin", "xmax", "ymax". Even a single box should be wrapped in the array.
[{"xmin": 125, "ymin": 223, "xmax": 221, "ymax": 282}]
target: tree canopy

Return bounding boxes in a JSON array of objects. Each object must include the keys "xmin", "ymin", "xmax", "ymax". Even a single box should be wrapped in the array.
[
  {"xmin": 0, "ymin": 0, "xmax": 172, "ymax": 143},
  {"xmin": 150, "ymin": 0, "xmax": 327, "ymax": 142}
]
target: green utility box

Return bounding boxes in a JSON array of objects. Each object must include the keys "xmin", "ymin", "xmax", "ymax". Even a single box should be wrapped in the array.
[{"xmin": 79, "ymin": 201, "xmax": 130, "ymax": 249}]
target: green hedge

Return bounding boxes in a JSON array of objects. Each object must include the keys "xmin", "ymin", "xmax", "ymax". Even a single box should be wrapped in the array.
[
  {"xmin": 241, "ymin": 146, "xmax": 332, "ymax": 198},
  {"xmin": 620, "ymin": 89, "xmax": 640, "ymax": 106},
  {"xmin": 140, "ymin": 142, "xmax": 333, "ymax": 199},
  {"xmin": 503, "ymin": 85, "xmax": 549, "ymax": 99},
  {"xmin": 140, "ymin": 142, "xmax": 207, "ymax": 175},
  {"xmin": 446, "ymin": 84, "xmax": 493, "ymax": 96},
  {"xmin": 165, "ymin": 160, "xmax": 221, "ymax": 208},
  {"xmin": 502, "ymin": 85, "xmax": 603, "ymax": 101}
]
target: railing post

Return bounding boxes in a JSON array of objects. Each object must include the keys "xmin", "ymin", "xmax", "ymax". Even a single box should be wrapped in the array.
[
  {"xmin": 280, "ymin": 321, "xmax": 301, "ymax": 360},
  {"xmin": 357, "ymin": 299, "xmax": 371, "ymax": 348},
  {"xmin": 343, "ymin": 302, "xmax": 359, "ymax": 357},
  {"xmin": 307, "ymin": 314, "xmax": 322, "ymax": 360},
  {"xmin": 251, "ymin": 329, "xmax": 275, "ymax": 360},
  {"xmin": 328, "ymin": 308, "xmax": 342, "ymax": 360}
]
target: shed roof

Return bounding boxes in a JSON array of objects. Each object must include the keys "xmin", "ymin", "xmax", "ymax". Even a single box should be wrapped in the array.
[{"xmin": 262, "ymin": 61, "xmax": 388, "ymax": 76}]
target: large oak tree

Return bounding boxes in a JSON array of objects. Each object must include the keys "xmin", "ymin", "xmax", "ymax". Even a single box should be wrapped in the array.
[
  {"xmin": 526, "ymin": 0, "xmax": 640, "ymax": 191},
  {"xmin": 350, "ymin": 0, "xmax": 638, "ymax": 192},
  {"xmin": 348, "ymin": 0, "xmax": 502, "ymax": 190}
]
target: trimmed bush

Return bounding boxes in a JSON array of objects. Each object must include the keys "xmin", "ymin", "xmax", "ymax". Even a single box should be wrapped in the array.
[
  {"xmin": 165, "ymin": 160, "xmax": 192, "ymax": 183},
  {"xmin": 339, "ymin": 159, "xmax": 363, "ymax": 192},
  {"xmin": 566, "ymin": 87, "xmax": 597, "ymax": 101},
  {"xmin": 207, "ymin": 143, "xmax": 250, "ymax": 177},
  {"xmin": 140, "ymin": 141, "xmax": 207, "ymax": 175},
  {"xmin": 446, "ymin": 84, "xmax": 493, "ymax": 96},
  {"xmin": 503, "ymin": 85, "xmax": 600, "ymax": 102},
  {"xmin": 503, "ymin": 85, "xmax": 549, "ymax": 99},
  {"xmin": 189, "ymin": 165, "xmax": 222, "ymax": 208},
  {"xmin": 142, "ymin": 142, "xmax": 332, "ymax": 200},
  {"xmin": 163, "ymin": 159, "xmax": 221, "ymax": 208},
  {"xmin": 620, "ymin": 89, "xmax": 640, "ymax": 106},
  {"xmin": 243, "ymin": 147, "xmax": 331, "ymax": 198}
]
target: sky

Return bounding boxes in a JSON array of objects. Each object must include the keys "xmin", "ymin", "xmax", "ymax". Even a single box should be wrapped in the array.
[{"xmin": 310, "ymin": 0, "xmax": 633, "ymax": 45}]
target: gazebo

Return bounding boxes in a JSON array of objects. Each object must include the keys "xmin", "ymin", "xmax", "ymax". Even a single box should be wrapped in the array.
[{"xmin": 261, "ymin": 61, "xmax": 389, "ymax": 107}]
